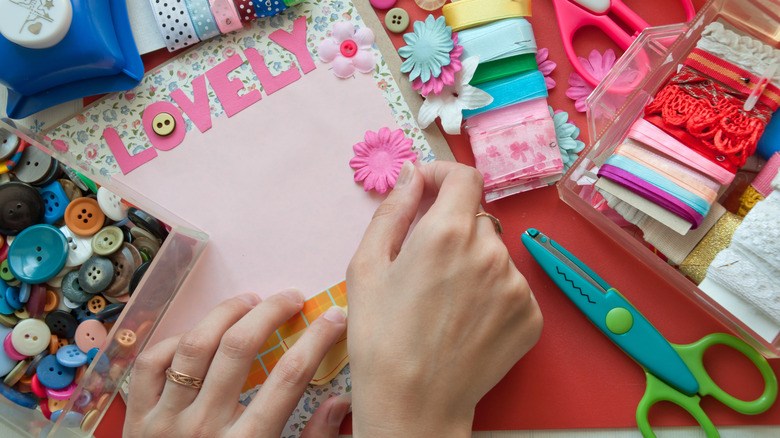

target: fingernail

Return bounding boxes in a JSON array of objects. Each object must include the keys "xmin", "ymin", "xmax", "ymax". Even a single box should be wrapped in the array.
[
  {"xmin": 395, "ymin": 161, "xmax": 414, "ymax": 188},
  {"xmin": 236, "ymin": 293, "xmax": 261, "ymax": 307},
  {"xmin": 321, "ymin": 305, "xmax": 346, "ymax": 323},
  {"xmin": 327, "ymin": 392, "xmax": 352, "ymax": 427},
  {"xmin": 280, "ymin": 289, "xmax": 304, "ymax": 305}
]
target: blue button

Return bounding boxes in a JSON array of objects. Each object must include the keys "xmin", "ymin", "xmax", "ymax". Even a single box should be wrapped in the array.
[
  {"xmin": 55, "ymin": 344, "xmax": 87, "ymax": 368},
  {"xmin": 3, "ymin": 286, "xmax": 22, "ymax": 310},
  {"xmin": 38, "ymin": 181, "xmax": 69, "ymax": 225},
  {"xmin": 86, "ymin": 347, "xmax": 109, "ymax": 373},
  {"xmin": 50, "ymin": 409, "xmax": 85, "ymax": 427},
  {"xmin": 18, "ymin": 282, "xmax": 31, "ymax": 303},
  {"xmin": 35, "ymin": 354, "xmax": 75, "ymax": 389},
  {"xmin": 8, "ymin": 224, "xmax": 68, "ymax": 283},
  {"xmin": 0, "ymin": 325, "xmax": 16, "ymax": 377},
  {"xmin": 0, "ymin": 287, "xmax": 14, "ymax": 315},
  {"xmin": 0, "ymin": 382, "xmax": 37, "ymax": 409}
]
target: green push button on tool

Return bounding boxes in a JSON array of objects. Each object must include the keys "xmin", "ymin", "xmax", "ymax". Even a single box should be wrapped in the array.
[{"xmin": 606, "ymin": 307, "xmax": 633, "ymax": 335}]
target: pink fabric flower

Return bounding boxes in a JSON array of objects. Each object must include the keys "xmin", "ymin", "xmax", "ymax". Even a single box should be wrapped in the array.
[
  {"xmin": 350, "ymin": 127, "xmax": 417, "ymax": 194},
  {"xmin": 411, "ymin": 34, "xmax": 463, "ymax": 97},
  {"xmin": 318, "ymin": 22, "xmax": 376, "ymax": 79},
  {"xmin": 566, "ymin": 49, "xmax": 617, "ymax": 112},
  {"xmin": 536, "ymin": 47, "xmax": 557, "ymax": 90}
]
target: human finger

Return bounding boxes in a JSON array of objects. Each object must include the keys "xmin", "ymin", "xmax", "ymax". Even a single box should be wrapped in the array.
[
  {"xmin": 126, "ymin": 335, "xmax": 180, "ymax": 420},
  {"xmin": 351, "ymin": 161, "xmax": 423, "ymax": 265},
  {"xmin": 196, "ymin": 289, "xmax": 307, "ymax": 413},
  {"xmin": 417, "ymin": 162, "xmax": 484, "ymax": 218},
  {"xmin": 233, "ymin": 306, "xmax": 347, "ymax": 437},
  {"xmin": 157, "ymin": 293, "xmax": 262, "ymax": 411},
  {"xmin": 299, "ymin": 392, "xmax": 352, "ymax": 438}
]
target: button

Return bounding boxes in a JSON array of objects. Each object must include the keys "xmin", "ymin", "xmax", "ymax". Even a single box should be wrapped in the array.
[
  {"xmin": 102, "ymin": 243, "xmax": 142, "ymax": 297},
  {"xmin": 12, "ymin": 145, "xmax": 56, "ymax": 185},
  {"xmin": 25, "ymin": 284, "xmax": 47, "ymax": 318},
  {"xmin": 78, "ymin": 256, "xmax": 114, "ymax": 294},
  {"xmin": 0, "ymin": 325, "xmax": 14, "ymax": 376},
  {"xmin": 340, "ymin": 40, "xmax": 358, "ymax": 58},
  {"xmin": 369, "ymin": 0, "xmax": 396, "ymax": 9},
  {"xmin": 129, "ymin": 261, "xmax": 152, "ymax": 296},
  {"xmin": 24, "ymin": 349, "xmax": 48, "ymax": 377},
  {"xmin": 45, "ymin": 310, "xmax": 77, "ymax": 338},
  {"xmin": 0, "ymin": 182, "xmax": 45, "ymax": 235},
  {"xmin": 39, "ymin": 398, "xmax": 53, "ymax": 419},
  {"xmin": 73, "ymin": 300, "xmax": 98, "ymax": 322},
  {"xmin": 129, "ymin": 226, "xmax": 158, "ymax": 243},
  {"xmin": 74, "ymin": 319, "xmax": 106, "ymax": 352},
  {"xmin": 39, "ymin": 181, "xmax": 69, "ymax": 225},
  {"xmin": 152, "ymin": 112, "xmax": 176, "ymax": 136},
  {"xmin": 50, "ymin": 410, "xmax": 84, "ymax": 428},
  {"xmin": 0, "ymin": 0, "xmax": 73, "ymax": 49},
  {"xmin": 81, "ymin": 408, "xmax": 100, "ymax": 432},
  {"xmin": 91, "ymin": 226, "xmax": 124, "ymax": 256},
  {"xmin": 57, "ymin": 178, "xmax": 83, "ymax": 201},
  {"xmin": 132, "ymin": 236, "xmax": 160, "ymax": 260},
  {"xmin": 0, "ymin": 286, "xmax": 14, "ymax": 315},
  {"xmin": 10, "ymin": 318, "xmax": 50, "ymax": 356},
  {"xmin": 55, "ymin": 344, "xmax": 87, "ymax": 368},
  {"xmin": 0, "ymin": 313, "xmax": 18, "ymax": 327},
  {"xmin": 86, "ymin": 347, "xmax": 109, "ymax": 373},
  {"xmin": 48, "ymin": 396, "xmax": 68, "ymax": 412},
  {"xmin": 7, "ymin": 224, "xmax": 69, "ymax": 283},
  {"xmin": 4, "ymin": 331, "xmax": 28, "ymax": 360},
  {"xmin": 0, "ymin": 130, "xmax": 20, "ymax": 162},
  {"xmin": 74, "ymin": 388, "xmax": 92, "ymax": 408},
  {"xmin": 36, "ymin": 354, "xmax": 75, "ymax": 389},
  {"xmin": 384, "ymin": 7, "xmax": 409, "ymax": 33},
  {"xmin": 61, "ymin": 270, "xmax": 93, "ymax": 303},
  {"xmin": 2, "ymin": 358, "xmax": 28, "ymax": 385},
  {"xmin": 96, "ymin": 187, "xmax": 128, "ymax": 222},
  {"xmin": 17, "ymin": 282, "xmax": 30, "ymax": 302},
  {"xmin": 13, "ymin": 307, "xmax": 28, "ymax": 319},
  {"xmin": 96, "ymin": 303, "xmax": 124, "ymax": 323},
  {"xmin": 0, "ymin": 261, "xmax": 15, "ymax": 284},
  {"xmin": 44, "ymin": 288, "xmax": 59, "ymax": 312},
  {"xmin": 3, "ymin": 285, "xmax": 22, "ymax": 311},
  {"xmin": 116, "ymin": 328, "xmax": 136, "ymax": 348},
  {"xmin": 127, "ymin": 208, "xmax": 167, "ymax": 240},
  {"xmin": 605, "ymin": 307, "xmax": 633, "ymax": 335},
  {"xmin": 45, "ymin": 380, "xmax": 76, "ymax": 400},
  {"xmin": 60, "ymin": 225, "xmax": 94, "ymax": 267},
  {"xmin": 30, "ymin": 373, "xmax": 47, "ymax": 398},
  {"xmin": 64, "ymin": 197, "xmax": 106, "ymax": 236},
  {"xmin": 0, "ymin": 376, "xmax": 37, "ymax": 408}
]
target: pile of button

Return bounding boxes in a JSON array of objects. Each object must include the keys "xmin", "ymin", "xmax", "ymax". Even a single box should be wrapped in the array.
[{"xmin": 0, "ymin": 129, "xmax": 168, "ymax": 432}]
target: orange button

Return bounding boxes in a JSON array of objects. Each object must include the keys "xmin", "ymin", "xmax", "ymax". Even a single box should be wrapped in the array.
[
  {"xmin": 75, "ymin": 319, "xmax": 107, "ymax": 352},
  {"xmin": 64, "ymin": 198, "xmax": 106, "ymax": 236},
  {"xmin": 48, "ymin": 397, "xmax": 68, "ymax": 412},
  {"xmin": 86, "ymin": 296, "xmax": 106, "ymax": 313},
  {"xmin": 44, "ymin": 289, "xmax": 59, "ymax": 312},
  {"xmin": 116, "ymin": 328, "xmax": 136, "ymax": 348},
  {"xmin": 49, "ymin": 334, "xmax": 60, "ymax": 354}
]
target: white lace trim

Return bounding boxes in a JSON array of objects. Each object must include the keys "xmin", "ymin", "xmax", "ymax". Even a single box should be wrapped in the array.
[{"xmin": 697, "ymin": 22, "xmax": 780, "ymax": 88}]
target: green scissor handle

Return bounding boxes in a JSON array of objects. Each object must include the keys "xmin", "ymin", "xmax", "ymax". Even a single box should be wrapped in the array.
[{"xmin": 636, "ymin": 333, "xmax": 778, "ymax": 438}]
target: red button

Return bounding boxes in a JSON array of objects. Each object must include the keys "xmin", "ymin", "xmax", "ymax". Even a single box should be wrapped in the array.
[
  {"xmin": 340, "ymin": 40, "xmax": 358, "ymax": 58},
  {"xmin": 74, "ymin": 319, "xmax": 107, "ymax": 352},
  {"xmin": 64, "ymin": 198, "xmax": 105, "ymax": 237}
]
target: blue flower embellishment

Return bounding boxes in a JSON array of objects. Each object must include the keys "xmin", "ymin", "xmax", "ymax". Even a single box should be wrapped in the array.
[{"xmin": 398, "ymin": 15, "xmax": 453, "ymax": 83}]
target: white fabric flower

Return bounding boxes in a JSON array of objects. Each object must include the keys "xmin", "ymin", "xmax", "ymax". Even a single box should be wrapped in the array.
[{"xmin": 417, "ymin": 56, "xmax": 492, "ymax": 135}]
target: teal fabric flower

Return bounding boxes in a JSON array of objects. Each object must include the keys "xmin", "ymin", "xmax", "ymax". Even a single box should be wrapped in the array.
[
  {"xmin": 398, "ymin": 15, "xmax": 454, "ymax": 83},
  {"xmin": 549, "ymin": 106, "xmax": 586, "ymax": 170}
]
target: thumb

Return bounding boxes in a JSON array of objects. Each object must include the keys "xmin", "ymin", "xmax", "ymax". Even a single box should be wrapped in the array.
[
  {"xmin": 299, "ymin": 392, "xmax": 352, "ymax": 438},
  {"xmin": 352, "ymin": 161, "xmax": 423, "ymax": 263}
]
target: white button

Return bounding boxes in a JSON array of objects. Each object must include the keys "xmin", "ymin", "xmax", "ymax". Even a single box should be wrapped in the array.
[
  {"xmin": 0, "ymin": 0, "xmax": 73, "ymax": 49},
  {"xmin": 11, "ymin": 319, "xmax": 51, "ymax": 356},
  {"xmin": 130, "ymin": 226, "xmax": 157, "ymax": 242},
  {"xmin": 59, "ymin": 225, "xmax": 93, "ymax": 267},
  {"xmin": 97, "ymin": 187, "xmax": 128, "ymax": 222}
]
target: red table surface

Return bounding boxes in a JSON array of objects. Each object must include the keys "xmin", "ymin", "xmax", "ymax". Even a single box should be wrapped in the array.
[{"xmin": 97, "ymin": 0, "xmax": 780, "ymax": 435}]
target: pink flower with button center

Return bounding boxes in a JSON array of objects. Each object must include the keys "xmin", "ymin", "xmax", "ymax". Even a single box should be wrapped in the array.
[
  {"xmin": 350, "ymin": 127, "xmax": 417, "ymax": 194},
  {"xmin": 318, "ymin": 22, "xmax": 376, "ymax": 79}
]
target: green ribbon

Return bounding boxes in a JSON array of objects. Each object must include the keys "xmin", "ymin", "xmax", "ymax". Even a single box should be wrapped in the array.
[{"xmin": 471, "ymin": 53, "xmax": 538, "ymax": 85}]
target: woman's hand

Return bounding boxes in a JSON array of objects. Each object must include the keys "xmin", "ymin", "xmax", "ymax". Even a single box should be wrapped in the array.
[
  {"xmin": 124, "ymin": 290, "xmax": 350, "ymax": 438},
  {"xmin": 347, "ymin": 161, "xmax": 543, "ymax": 438}
]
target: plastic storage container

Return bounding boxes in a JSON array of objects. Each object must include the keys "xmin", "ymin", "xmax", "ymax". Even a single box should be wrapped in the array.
[
  {"xmin": 0, "ymin": 119, "xmax": 208, "ymax": 437},
  {"xmin": 560, "ymin": 0, "xmax": 780, "ymax": 356}
]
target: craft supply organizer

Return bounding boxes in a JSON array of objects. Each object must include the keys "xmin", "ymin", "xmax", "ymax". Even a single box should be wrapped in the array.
[
  {"xmin": 560, "ymin": 0, "xmax": 780, "ymax": 356},
  {"xmin": 0, "ymin": 122, "xmax": 209, "ymax": 436}
]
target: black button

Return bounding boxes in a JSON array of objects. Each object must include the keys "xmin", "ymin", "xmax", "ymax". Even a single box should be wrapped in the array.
[
  {"xmin": 61, "ymin": 270, "xmax": 95, "ymax": 303},
  {"xmin": 0, "ymin": 182, "xmax": 45, "ymax": 235},
  {"xmin": 96, "ymin": 303, "xmax": 125, "ymax": 323},
  {"xmin": 78, "ymin": 256, "xmax": 114, "ymax": 294},
  {"xmin": 129, "ymin": 261, "xmax": 152, "ymax": 296},
  {"xmin": 127, "ymin": 207, "xmax": 168, "ymax": 240},
  {"xmin": 45, "ymin": 310, "xmax": 78, "ymax": 338}
]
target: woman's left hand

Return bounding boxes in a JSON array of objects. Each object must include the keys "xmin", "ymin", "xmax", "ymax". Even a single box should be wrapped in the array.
[{"xmin": 124, "ymin": 289, "xmax": 350, "ymax": 438}]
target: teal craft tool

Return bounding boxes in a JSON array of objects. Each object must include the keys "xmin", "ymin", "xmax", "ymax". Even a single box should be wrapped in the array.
[{"xmin": 521, "ymin": 228, "xmax": 778, "ymax": 438}]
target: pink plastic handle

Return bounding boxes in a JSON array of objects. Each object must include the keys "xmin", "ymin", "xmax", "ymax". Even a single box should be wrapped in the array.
[{"xmin": 553, "ymin": 0, "xmax": 696, "ymax": 88}]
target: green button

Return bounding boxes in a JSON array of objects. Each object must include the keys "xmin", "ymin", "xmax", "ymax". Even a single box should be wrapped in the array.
[
  {"xmin": 0, "ymin": 260, "xmax": 15, "ymax": 282},
  {"xmin": 384, "ymin": 8, "xmax": 409, "ymax": 34},
  {"xmin": 605, "ymin": 307, "xmax": 633, "ymax": 335}
]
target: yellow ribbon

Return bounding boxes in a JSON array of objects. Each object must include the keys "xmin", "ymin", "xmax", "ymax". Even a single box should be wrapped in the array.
[{"xmin": 443, "ymin": 0, "xmax": 532, "ymax": 32}]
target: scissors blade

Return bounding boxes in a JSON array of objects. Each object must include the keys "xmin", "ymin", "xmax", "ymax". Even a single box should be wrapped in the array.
[{"xmin": 521, "ymin": 229, "xmax": 700, "ymax": 396}]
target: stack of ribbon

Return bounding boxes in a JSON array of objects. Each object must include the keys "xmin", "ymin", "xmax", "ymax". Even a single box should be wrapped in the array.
[
  {"xmin": 595, "ymin": 22, "xmax": 780, "ymax": 234},
  {"xmin": 443, "ymin": 0, "xmax": 564, "ymax": 202},
  {"xmin": 148, "ymin": 0, "xmax": 303, "ymax": 52}
]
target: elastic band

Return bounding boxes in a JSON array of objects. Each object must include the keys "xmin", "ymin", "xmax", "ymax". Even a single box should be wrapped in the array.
[
  {"xmin": 628, "ymin": 119, "xmax": 735, "ymax": 185},
  {"xmin": 599, "ymin": 165, "xmax": 704, "ymax": 228},
  {"xmin": 252, "ymin": 0, "xmax": 287, "ymax": 18},
  {"xmin": 462, "ymin": 69, "xmax": 547, "ymax": 119},
  {"xmin": 615, "ymin": 143, "xmax": 718, "ymax": 204},
  {"xmin": 685, "ymin": 48, "xmax": 780, "ymax": 111},
  {"xmin": 471, "ymin": 53, "xmax": 537, "ymax": 85},
  {"xmin": 442, "ymin": 0, "xmax": 532, "ymax": 32},
  {"xmin": 210, "ymin": 0, "xmax": 243, "ymax": 33},
  {"xmin": 605, "ymin": 155, "xmax": 711, "ymax": 216},
  {"xmin": 751, "ymin": 152, "xmax": 780, "ymax": 197},
  {"xmin": 185, "ymin": 0, "xmax": 220, "ymax": 40},
  {"xmin": 149, "ymin": 0, "xmax": 201, "ymax": 52},
  {"xmin": 458, "ymin": 18, "xmax": 537, "ymax": 63},
  {"xmin": 233, "ymin": 0, "xmax": 257, "ymax": 23}
]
